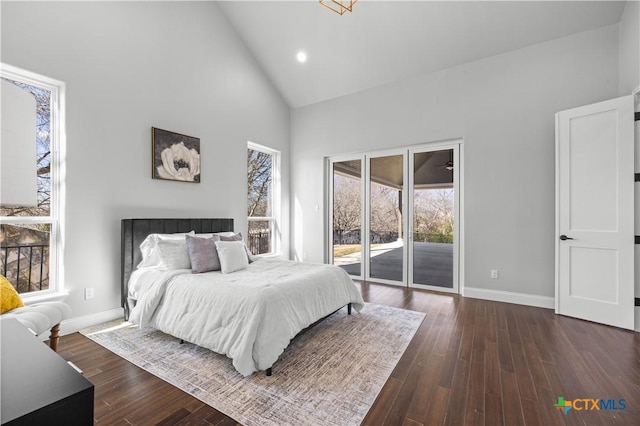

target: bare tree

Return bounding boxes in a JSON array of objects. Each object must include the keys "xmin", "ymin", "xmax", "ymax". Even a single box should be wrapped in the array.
[
  {"xmin": 413, "ymin": 189, "xmax": 454, "ymax": 242},
  {"xmin": 370, "ymin": 184, "xmax": 402, "ymax": 242},
  {"xmin": 332, "ymin": 174, "xmax": 361, "ymax": 244},
  {"xmin": 247, "ymin": 149, "xmax": 272, "ymax": 217}
]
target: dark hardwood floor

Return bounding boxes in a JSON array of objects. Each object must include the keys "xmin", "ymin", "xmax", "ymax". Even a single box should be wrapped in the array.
[{"xmin": 56, "ymin": 281, "xmax": 639, "ymax": 425}]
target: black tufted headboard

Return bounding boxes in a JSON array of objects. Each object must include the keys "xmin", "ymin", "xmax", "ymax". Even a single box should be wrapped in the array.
[{"xmin": 121, "ymin": 218, "xmax": 234, "ymax": 320}]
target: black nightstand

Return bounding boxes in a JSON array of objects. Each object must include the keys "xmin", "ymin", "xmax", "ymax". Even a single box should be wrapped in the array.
[{"xmin": 1, "ymin": 318, "xmax": 94, "ymax": 425}]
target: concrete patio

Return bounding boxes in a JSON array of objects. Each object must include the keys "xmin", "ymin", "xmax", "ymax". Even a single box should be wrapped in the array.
[{"xmin": 334, "ymin": 241, "xmax": 453, "ymax": 288}]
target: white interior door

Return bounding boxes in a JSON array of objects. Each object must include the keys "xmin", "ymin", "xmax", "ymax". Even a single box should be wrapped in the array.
[{"xmin": 555, "ymin": 95, "xmax": 635, "ymax": 330}]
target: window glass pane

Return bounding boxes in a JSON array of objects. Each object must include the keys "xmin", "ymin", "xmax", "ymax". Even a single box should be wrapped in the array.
[
  {"xmin": 332, "ymin": 160, "xmax": 362, "ymax": 276},
  {"xmin": 247, "ymin": 148, "xmax": 272, "ymax": 217},
  {"xmin": 247, "ymin": 220, "xmax": 272, "ymax": 255},
  {"xmin": 412, "ymin": 149, "xmax": 454, "ymax": 287},
  {"xmin": 1, "ymin": 68, "xmax": 59, "ymax": 296},
  {"xmin": 1, "ymin": 224, "xmax": 50, "ymax": 293},
  {"xmin": 0, "ymin": 78, "xmax": 51, "ymax": 217},
  {"xmin": 369, "ymin": 155, "xmax": 404, "ymax": 282}
]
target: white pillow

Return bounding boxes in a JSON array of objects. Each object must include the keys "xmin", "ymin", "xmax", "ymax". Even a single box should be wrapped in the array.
[
  {"xmin": 156, "ymin": 238, "xmax": 192, "ymax": 269},
  {"xmin": 198, "ymin": 232, "xmax": 258, "ymax": 262},
  {"xmin": 195, "ymin": 231, "xmax": 236, "ymax": 238},
  {"xmin": 137, "ymin": 231, "xmax": 194, "ymax": 269},
  {"xmin": 215, "ymin": 240, "xmax": 249, "ymax": 274},
  {"xmin": 214, "ymin": 231, "xmax": 237, "ymax": 237}
]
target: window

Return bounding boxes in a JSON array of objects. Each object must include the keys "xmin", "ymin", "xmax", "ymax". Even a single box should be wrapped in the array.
[
  {"xmin": 247, "ymin": 142, "xmax": 280, "ymax": 255},
  {"xmin": 1, "ymin": 64, "xmax": 65, "ymax": 297}
]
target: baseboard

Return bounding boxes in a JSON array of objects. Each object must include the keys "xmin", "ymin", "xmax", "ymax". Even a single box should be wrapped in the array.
[
  {"xmin": 57, "ymin": 307, "xmax": 124, "ymax": 337},
  {"xmin": 635, "ymin": 307, "xmax": 640, "ymax": 332},
  {"xmin": 463, "ymin": 287, "xmax": 555, "ymax": 309}
]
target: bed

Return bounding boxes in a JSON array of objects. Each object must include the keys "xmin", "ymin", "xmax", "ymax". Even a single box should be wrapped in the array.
[{"xmin": 121, "ymin": 218, "xmax": 365, "ymax": 377}]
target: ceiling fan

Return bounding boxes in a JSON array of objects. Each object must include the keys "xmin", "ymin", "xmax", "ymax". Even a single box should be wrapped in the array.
[
  {"xmin": 431, "ymin": 150, "xmax": 454, "ymax": 171},
  {"xmin": 444, "ymin": 159, "xmax": 454, "ymax": 171}
]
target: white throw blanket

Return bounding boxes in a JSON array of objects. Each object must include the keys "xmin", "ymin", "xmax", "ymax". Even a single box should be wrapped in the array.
[{"xmin": 129, "ymin": 258, "xmax": 365, "ymax": 376}]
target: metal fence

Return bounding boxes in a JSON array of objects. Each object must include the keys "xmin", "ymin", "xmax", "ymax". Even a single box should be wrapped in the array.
[
  {"xmin": 1, "ymin": 244, "xmax": 49, "ymax": 293},
  {"xmin": 333, "ymin": 230, "xmax": 453, "ymax": 244},
  {"xmin": 333, "ymin": 230, "xmax": 399, "ymax": 245},
  {"xmin": 247, "ymin": 231, "xmax": 270, "ymax": 255}
]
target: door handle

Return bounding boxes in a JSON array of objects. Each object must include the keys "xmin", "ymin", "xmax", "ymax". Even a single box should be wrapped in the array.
[{"xmin": 559, "ymin": 235, "xmax": 574, "ymax": 241}]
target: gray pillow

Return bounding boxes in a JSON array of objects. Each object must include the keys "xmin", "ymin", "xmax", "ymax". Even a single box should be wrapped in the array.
[
  {"xmin": 219, "ymin": 232, "xmax": 243, "ymax": 242},
  {"xmin": 185, "ymin": 235, "xmax": 221, "ymax": 273}
]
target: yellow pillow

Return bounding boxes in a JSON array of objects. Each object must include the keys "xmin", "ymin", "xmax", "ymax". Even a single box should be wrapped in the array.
[{"xmin": 1, "ymin": 275, "xmax": 24, "ymax": 314}]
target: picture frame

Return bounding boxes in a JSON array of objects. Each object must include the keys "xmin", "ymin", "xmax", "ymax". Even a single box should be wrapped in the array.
[{"xmin": 152, "ymin": 127, "xmax": 201, "ymax": 183}]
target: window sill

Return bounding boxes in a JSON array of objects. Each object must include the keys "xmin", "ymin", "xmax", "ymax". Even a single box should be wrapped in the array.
[{"xmin": 21, "ymin": 291, "xmax": 69, "ymax": 306}]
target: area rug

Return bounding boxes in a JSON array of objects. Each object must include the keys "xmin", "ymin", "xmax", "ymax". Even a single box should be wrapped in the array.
[{"xmin": 81, "ymin": 303, "xmax": 425, "ymax": 426}]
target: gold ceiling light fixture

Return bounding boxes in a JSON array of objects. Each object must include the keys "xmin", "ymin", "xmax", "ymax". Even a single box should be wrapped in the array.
[{"xmin": 320, "ymin": 0, "xmax": 357, "ymax": 16}]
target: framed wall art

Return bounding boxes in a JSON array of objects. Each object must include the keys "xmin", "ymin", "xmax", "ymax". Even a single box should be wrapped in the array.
[{"xmin": 152, "ymin": 127, "xmax": 201, "ymax": 183}]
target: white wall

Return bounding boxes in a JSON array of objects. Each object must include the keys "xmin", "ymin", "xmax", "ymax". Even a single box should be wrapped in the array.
[
  {"xmin": 291, "ymin": 25, "xmax": 620, "ymax": 300},
  {"xmin": 618, "ymin": 0, "xmax": 640, "ymax": 96},
  {"xmin": 1, "ymin": 2, "xmax": 290, "ymax": 321}
]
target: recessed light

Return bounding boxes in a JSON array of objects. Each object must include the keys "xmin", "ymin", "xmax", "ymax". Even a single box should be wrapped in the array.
[{"xmin": 296, "ymin": 51, "xmax": 307, "ymax": 63}]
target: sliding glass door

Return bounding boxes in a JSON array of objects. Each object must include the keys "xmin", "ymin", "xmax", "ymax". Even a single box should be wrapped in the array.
[
  {"xmin": 409, "ymin": 148, "xmax": 456, "ymax": 289},
  {"xmin": 329, "ymin": 142, "xmax": 460, "ymax": 293},
  {"xmin": 368, "ymin": 153, "xmax": 406, "ymax": 284},
  {"xmin": 331, "ymin": 158, "xmax": 363, "ymax": 277}
]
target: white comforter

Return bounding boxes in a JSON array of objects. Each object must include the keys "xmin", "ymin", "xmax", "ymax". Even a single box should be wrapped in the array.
[{"xmin": 128, "ymin": 258, "xmax": 365, "ymax": 376}]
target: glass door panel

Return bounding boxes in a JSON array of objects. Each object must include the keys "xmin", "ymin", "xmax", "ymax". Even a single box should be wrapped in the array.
[
  {"xmin": 411, "ymin": 149, "xmax": 454, "ymax": 288},
  {"xmin": 369, "ymin": 154, "xmax": 404, "ymax": 282},
  {"xmin": 332, "ymin": 159, "xmax": 362, "ymax": 277}
]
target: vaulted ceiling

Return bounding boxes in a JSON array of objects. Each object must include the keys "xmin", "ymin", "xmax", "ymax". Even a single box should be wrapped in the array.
[{"xmin": 218, "ymin": 1, "xmax": 626, "ymax": 108}]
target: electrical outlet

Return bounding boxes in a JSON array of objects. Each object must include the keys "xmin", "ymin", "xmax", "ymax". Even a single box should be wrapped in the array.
[
  {"xmin": 84, "ymin": 288, "xmax": 95, "ymax": 300},
  {"xmin": 490, "ymin": 269, "xmax": 499, "ymax": 279}
]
